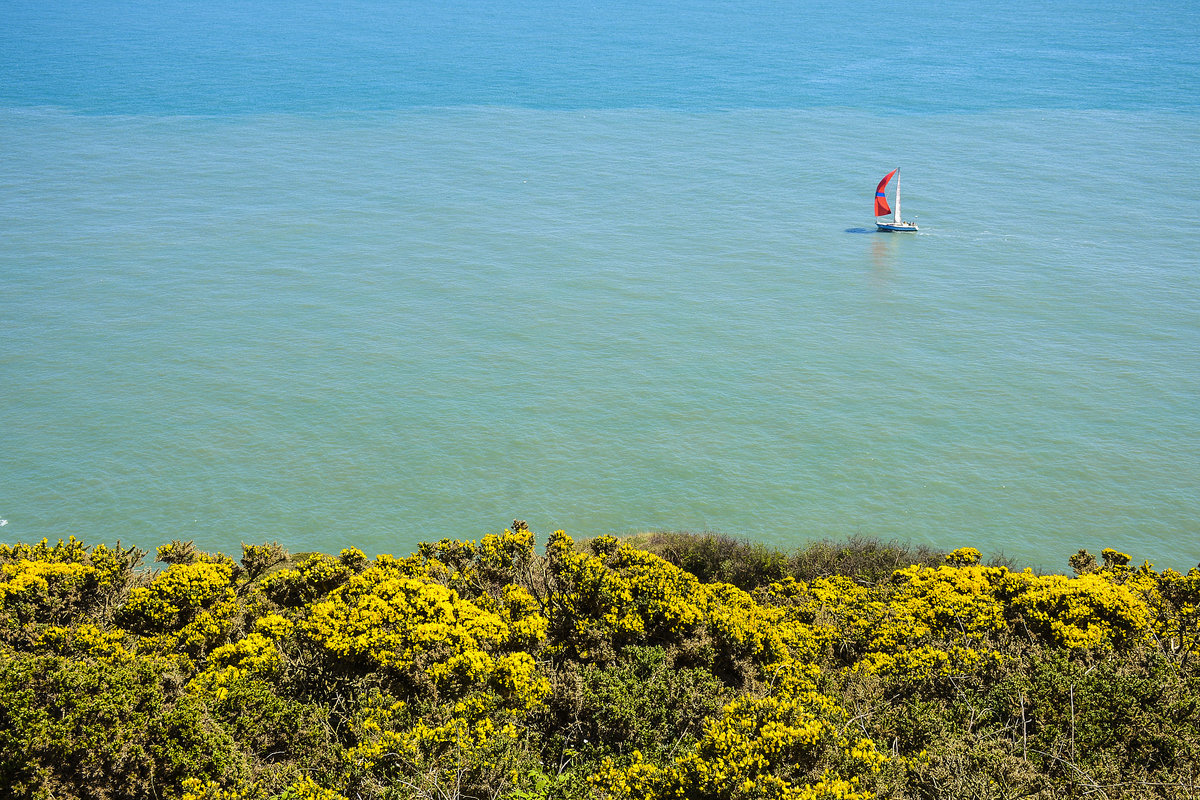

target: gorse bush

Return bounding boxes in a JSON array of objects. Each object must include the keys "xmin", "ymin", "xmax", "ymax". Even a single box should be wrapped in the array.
[
  {"xmin": 0, "ymin": 530, "xmax": 1197, "ymax": 799},
  {"xmin": 632, "ymin": 531, "xmax": 949, "ymax": 588}
]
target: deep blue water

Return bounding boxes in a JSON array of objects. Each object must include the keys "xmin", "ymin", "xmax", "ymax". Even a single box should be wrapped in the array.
[{"xmin": 4, "ymin": 0, "xmax": 1198, "ymax": 113}]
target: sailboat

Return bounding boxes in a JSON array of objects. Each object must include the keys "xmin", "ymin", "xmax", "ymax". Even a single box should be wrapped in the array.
[{"xmin": 874, "ymin": 168, "xmax": 918, "ymax": 232}]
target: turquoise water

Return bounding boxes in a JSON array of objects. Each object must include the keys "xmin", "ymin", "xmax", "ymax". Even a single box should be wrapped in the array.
[{"xmin": 2, "ymin": 1, "xmax": 1198, "ymax": 570}]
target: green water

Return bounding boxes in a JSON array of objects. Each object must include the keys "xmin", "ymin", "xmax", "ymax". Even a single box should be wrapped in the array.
[{"xmin": 3, "ymin": 109, "xmax": 1197, "ymax": 571}]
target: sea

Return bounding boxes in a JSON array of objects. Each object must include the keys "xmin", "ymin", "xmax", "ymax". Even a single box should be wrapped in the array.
[{"xmin": 2, "ymin": 0, "xmax": 1198, "ymax": 572}]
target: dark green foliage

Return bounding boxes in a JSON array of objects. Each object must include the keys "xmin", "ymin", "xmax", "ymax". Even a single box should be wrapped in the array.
[
  {"xmin": 637, "ymin": 530, "xmax": 947, "ymax": 588},
  {"xmin": 561, "ymin": 645, "xmax": 727, "ymax": 759},
  {"xmin": 1015, "ymin": 647, "xmax": 1200, "ymax": 793},
  {"xmin": 634, "ymin": 531, "xmax": 790, "ymax": 590},
  {"xmin": 239, "ymin": 542, "xmax": 290, "ymax": 583},
  {"xmin": 847, "ymin": 639, "xmax": 1200, "ymax": 799},
  {"xmin": 206, "ymin": 677, "xmax": 342, "ymax": 794},
  {"xmin": 1070, "ymin": 548, "xmax": 1100, "ymax": 575},
  {"xmin": 156, "ymin": 540, "xmax": 203, "ymax": 565},
  {"xmin": 786, "ymin": 534, "xmax": 945, "ymax": 583},
  {"xmin": 0, "ymin": 651, "xmax": 243, "ymax": 800}
]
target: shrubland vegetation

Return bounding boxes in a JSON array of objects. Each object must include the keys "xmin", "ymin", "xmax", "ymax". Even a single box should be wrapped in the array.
[{"xmin": 1, "ymin": 525, "xmax": 1198, "ymax": 799}]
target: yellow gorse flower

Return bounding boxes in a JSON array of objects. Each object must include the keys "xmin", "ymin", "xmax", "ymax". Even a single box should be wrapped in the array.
[{"xmin": 6, "ymin": 529, "xmax": 1194, "ymax": 800}]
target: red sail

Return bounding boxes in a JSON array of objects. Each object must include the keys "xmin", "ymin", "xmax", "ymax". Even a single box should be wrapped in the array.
[{"xmin": 874, "ymin": 169, "xmax": 896, "ymax": 217}]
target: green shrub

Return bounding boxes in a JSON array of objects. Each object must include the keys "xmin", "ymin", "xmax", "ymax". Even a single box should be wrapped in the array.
[
  {"xmin": 0, "ymin": 651, "xmax": 245, "ymax": 800},
  {"xmin": 569, "ymin": 645, "xmax": 726, "ymax": 760},
  {"xmin": 788, "ymin": 534, "xmax": 944, "ymax": 584},
  {"xmin": 1, "ymin": 530, "xmax": 1197, "ymax": 800},
  {"xmin": 634, "ymin": 531, "xmax": 789, "ymax": 590}
]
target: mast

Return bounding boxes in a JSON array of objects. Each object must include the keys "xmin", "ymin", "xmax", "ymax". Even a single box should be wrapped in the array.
[{"xmin": 894, "ymin": 169, "xmax": 901, "ymax": 223}]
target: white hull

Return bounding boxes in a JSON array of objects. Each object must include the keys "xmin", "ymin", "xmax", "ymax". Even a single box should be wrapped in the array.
[{"xmin": 876, "ymin": 220, "xmax": 918, "ymax": 232}]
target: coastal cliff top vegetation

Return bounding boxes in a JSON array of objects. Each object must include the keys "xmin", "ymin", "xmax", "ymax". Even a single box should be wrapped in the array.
[{"xmin": 1, "ymin": 525, "xmax": 1198, "ymax": 800}]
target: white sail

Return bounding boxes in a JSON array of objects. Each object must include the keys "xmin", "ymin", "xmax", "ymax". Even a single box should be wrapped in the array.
[{"xmin": 894, "ymin": 169, "xmax": 901, "ymax": 223}]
